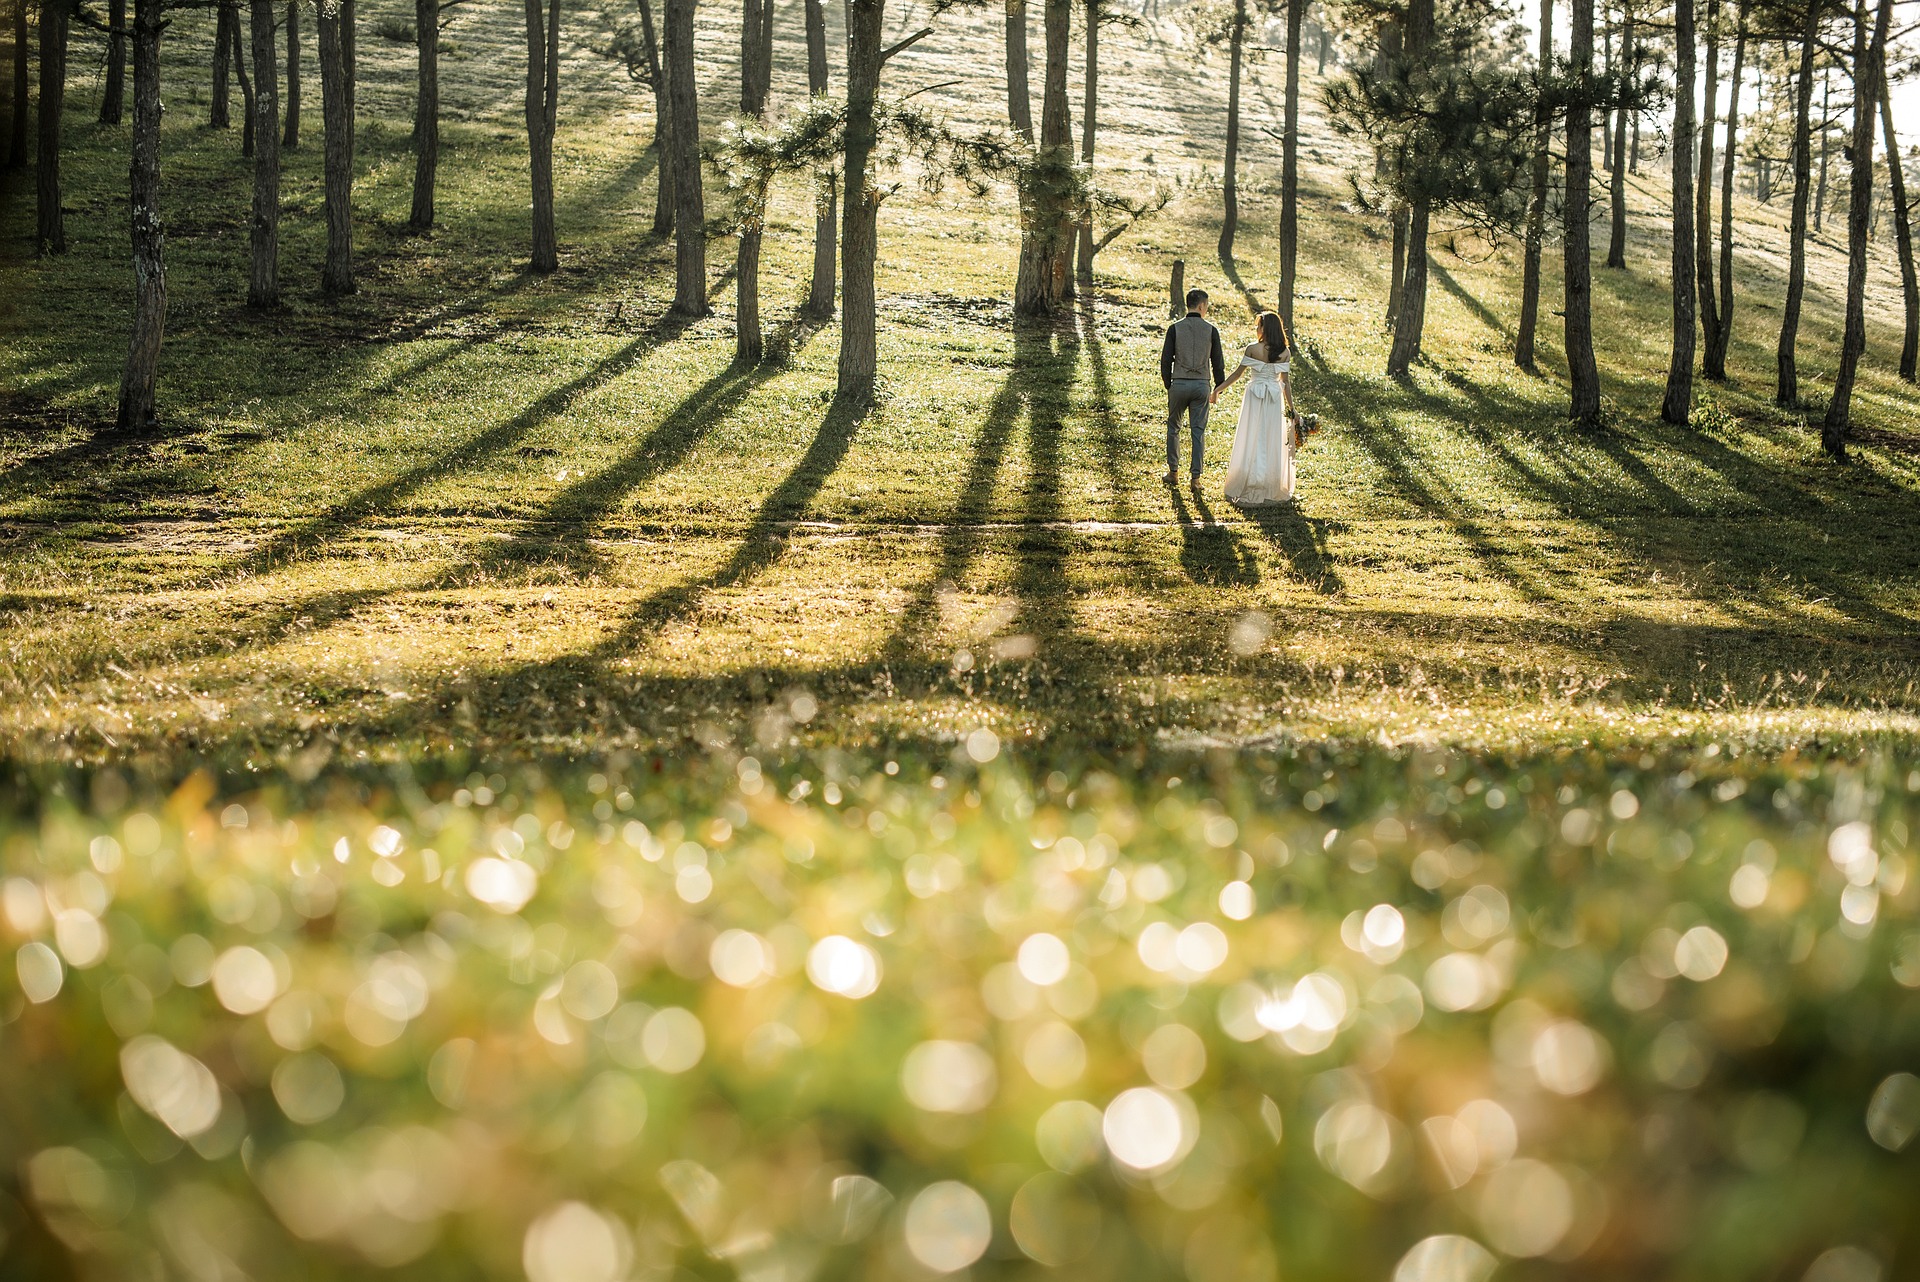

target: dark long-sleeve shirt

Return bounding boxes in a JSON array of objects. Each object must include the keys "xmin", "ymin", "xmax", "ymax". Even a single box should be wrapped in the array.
[{"xmin": 1161, "ymin": 314, "xmax": 1226, "ymax": 388}]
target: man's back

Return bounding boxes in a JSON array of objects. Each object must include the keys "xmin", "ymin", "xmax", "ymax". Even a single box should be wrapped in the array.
[{"xmin": 1162, "ymin": 313, "xmax": 1224, "ymax": 386}]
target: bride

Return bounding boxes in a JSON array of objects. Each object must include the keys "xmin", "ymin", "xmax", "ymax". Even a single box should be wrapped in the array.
[{"xmin": 1212, "ymin": 311, "xmax": 1300, "ymax": 506}]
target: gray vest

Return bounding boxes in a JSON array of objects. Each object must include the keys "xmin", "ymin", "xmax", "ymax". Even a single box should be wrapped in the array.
[{"xmin": 1169, "ymin": 314, "xmax": 1215, "ymax": 381}]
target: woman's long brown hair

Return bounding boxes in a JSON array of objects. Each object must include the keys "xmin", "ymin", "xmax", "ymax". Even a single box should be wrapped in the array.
[{"xmin": 1257, "ymin": 310, "xmax": 1291, "ymax": 360}]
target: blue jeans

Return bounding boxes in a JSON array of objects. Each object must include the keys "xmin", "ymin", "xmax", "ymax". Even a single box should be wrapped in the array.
[{"xmin": 1167, "ymin": 380, "xmax": 1212, "ymax": 477}]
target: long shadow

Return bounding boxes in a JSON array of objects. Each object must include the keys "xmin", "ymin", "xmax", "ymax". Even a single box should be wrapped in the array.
[
  {"xmin": 1429, "ymin": 261, "xmax": 1513, "ymax": 346},
  {"xmin": 1171, "ymin": 484, "xmax": 1259, "ymax": 587},
  {"xmin": 1246, "ymin": 502, "xmax": 1342, "ymax": 595},
  {"xmin": 1009, "ymin": 323, "xmax": 1081, "ymax": 642},
  {"xmin": 1216, "ymin": 252, "xmax": 1262, "ymax": 320},
  {"xmin": 1076, "ymin": 301, "xmax": 1160, "ymax": 580}
]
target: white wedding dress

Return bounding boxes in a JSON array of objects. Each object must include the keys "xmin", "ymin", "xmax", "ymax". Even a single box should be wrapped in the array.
[{"xmin": 1223, "ymin": 354, "xmax": 1294, "ymax": 505}]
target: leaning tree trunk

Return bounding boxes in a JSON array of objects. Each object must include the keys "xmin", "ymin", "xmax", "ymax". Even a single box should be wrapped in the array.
[
  {"xmin": 100, "ymin": 0, "xmax": 127, "ymax": 124},
  {"xmin": 317, "ymin": 0, "xmax": 354, "ymax": 294},
  {"xmin": 1073, "ymin": 0, "xmax": 1096, "ymax": 283},
  {"xmin": 1005, "ymin": 0, "xmax": 1032, "ymax": 141},
  {"xmin": 1694, "ymin": 2, "xmax": 1718, "ymax": 375},
  {"xmin": 1708, "ymin": 1, "xmax": 1743, "ymax": 380},
  {"xmin": 1659, "ymin": 0, "xmax": 1695, "ymax": 425},
  {"xmin": 118, "ymin": 0, "xmax": 165, "ymax": 431},
  {"xmin": 1821, "ymin": 0, "xmax": 1892, "ymax": 457},
  {"xmin": 736, "ymin": 0, "xmax": 772, "ymax": 362},
  {"xmin": 523, "ymin": 0, "xmax": 560, "ymax": 273},
  {"xmin": 1605, "ymin": 8, "xmax": 1630, "ymax": 268},
  {"xmin": 1516, "ymin": 0, "xmax": 1552, "ymax": 372},
  {"xmin": 212, "ymin": 0, "xmax": 236, "ymax": 127},
  {"xmin": 284, "ymin": 0, "xmax": 301, "ymax": 147},
  {"xmin": 1277, "ymin": 0, "xmax": 1303, "ymax": 328},
  {"xmin": 1775, "ymin": 0, "xmax": 1817, "ymax": 406},
  {"xmin": 248, "ymin": 0, "xmax": 280, "ymax": 306},
  {"xmin": 802, "ymin": 0, "xmax": 835, "ymax": 316},
  {"xmin": 36, "ymin": 0, "xmax": 67, "ymax": 254},
  {"xmin": 1881, "ymin": 84, "xmax": 1917, "ymax": 382},
  {"xmin": 1014, "ymin": 0, "xmax": 1073, "ymax": 315},
  {"xmin": 1386, "ymin": 0, "xmax": 1435, "ymax": 376},
  {"xmin": 233, "ymin": 13, "xmax": 256, "ymax": 156},
  {"xmin": 410, "ymin": 0, "xmax": 437, "ymax": 227},
  {"xmin": 1216, "ymin": 0, "xmax": 1246, "ymax": 261},
  {"xmin": 9, "ymin": 0, "xmax": 28, "ymax": 170},
  {"xmin": 837, "ymin": 0, "xmax": 885, "ymax": 398},
  {"xmin": 663, "ymin": 0, "xmax": 706, "ymax": 313},
  {"xmin": 1566, "ymin": 0, "xmax": 1603, "ymax": 422}
]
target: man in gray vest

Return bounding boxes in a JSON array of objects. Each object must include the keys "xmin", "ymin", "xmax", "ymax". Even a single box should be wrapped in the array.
[{"xmin": 1159, "ymin": 288, "xmax": 1227, "ymax": 487}]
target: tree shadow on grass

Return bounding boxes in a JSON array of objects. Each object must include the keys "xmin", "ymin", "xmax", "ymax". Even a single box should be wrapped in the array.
[
  {"xmin": 1430, "ymin": 260, "xmax": 1514, "ymax": 347},
  {"xmin": 1244, "ymin": 501, "xmax": 1340, "ymax": 595},
  {"xmin": 1170, "ymin": 484, "xmax": 1259, "ymax": 587},
  {"xmin": 1216, "ymin": 252, "xmax": 1262, "ymax": 321}
]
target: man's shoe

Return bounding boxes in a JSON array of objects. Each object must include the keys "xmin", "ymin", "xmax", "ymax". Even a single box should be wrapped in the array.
[
  {"xmin": 1189, "ymin": 476, "xmax": 1202, "ymax": 490},
  {"xmin": 1161, "ymin": 471, "xmax": 1176, "ymax": 485}
]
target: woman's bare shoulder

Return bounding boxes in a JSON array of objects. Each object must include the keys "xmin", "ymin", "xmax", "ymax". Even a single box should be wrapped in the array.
[{"xmin": 1244, "ymin": 343, "xmax": 1267, "ymax": 359}]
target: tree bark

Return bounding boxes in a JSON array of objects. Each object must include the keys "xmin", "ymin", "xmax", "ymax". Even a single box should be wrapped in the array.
[
  {"xmin": 8, "ymin": 0, "xmax": 28, "ymax": 170},
  {"xmin": 1005, "ymin": 0, "xmax": 1032, "ymax": 141},
  {"xmin": 1707, "ymin": 1, "xmax": 1743, "ymax": 380},
  {"xmin": 35, "ymin": 0, "xmax": 65, "ymax": 253},
  {"xmin": 736, "ymin": 0, "xmax": 771, "ymax": 362},
  {"xmin": 1387, "ymin": 206, "xmax": 1406, "ymax": 328},
  {"xmin": 524, "ymin": 0, "xmax": 560, "ymax": 273},
  {"xmin": 1694, "ymin": 2, "xmax": 1718, "ymax": 373},
  {"xmin": 317, "ymin": 0, "xmax": 354, "ymax": 294},
  {"xmin": 1821, "ymin": 0, "xmax": 1892, "ymax": 457},
  {"xmin": 837, "ymin": 0, "xmax": 884, "ymax": 397},
  {"xmin": 664, "ymin": 0, "xmax": 706, "ymax": 313},
  {"xmin": 1073, "ymin": 0, "xmax": 1096, "ymax": 283},
  {"xmin": 1216, "ymin": 0, "xmax": 1246, "ymax": 261},
  {"xmin": 1882, "ymin": 83, "xmax": 1917, "ymax": 382},
  {"xmin": 100, "ymin": 0, "xmax": 126, "ymax": 124},
  {"xmin": 803, "ymin": 0, "xmax": 834, "ymax": 316},
  {"xmin": 1659, "ymin": 0, "xmax": 1695, "ymax": 425},
  {"xmin": 212, "ymin": 0, "xmax": 236, "ymax": 127},
  {"xmin": 1605, "ymin": 7, "xmax": 1630, "ymax": 268},
  {"xmin": 636, "ymin": 0, "xmax": 670, "ymax": 235},
  {"xmin": 1566, "ymin": 0, "xmax": 1602, "ymax": 421},
  {"xmin": 233, "ymin": 12, "xmax": 256, "ymax": 156},
  {"xmin": 409, "ymin": 0, "xmax": 436, "ymax": 227},
  {"xmin": 1014, "ymin": 0, "xmax": 1072, "ymax": 314},
  {"xmin": 1277, "ymin": 0, "xmax": 1302, "ymax": 328},
  {"xmin": 248, "ymin": 0, "xmax": 279, "ymax": 307},
  {"xmin": 1516, "ymin": 0, "xmax": 1552, "ymax": 372},
  {"xmin": 283, "ymin": 0, "xmax": 300, "ymax": 147},
  {"xmin": 1813, "ymin": 63, "xmax": 1830, "ymax": 233},
  {"xmin": 1385, "ymin": 0, "xmax": 1433, "ymax": 376},
  {"xmin": 117, "ymin": 0, "xmax": 164, "ymax": 431},
  {"xmin": 1775, "ymin": 0, "xmax": 1817, "ymax": 406}
]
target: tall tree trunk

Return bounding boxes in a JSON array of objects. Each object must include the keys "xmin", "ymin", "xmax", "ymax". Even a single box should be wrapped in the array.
[
  {"xmin": 1385, "ymin": 0, "xmax": 1434, "ymax": 376},
  {"xmin": 1775, "ymin": 0, "xmax": 1817, "ymax": 406},
  {"xmin": 1813, "ymin": 63, "xmax": 1830, "ymax": 232},
  {"xmin": 802, "ymin": 0, "xmax": 834, "ymax": 316},
  {"xmin": 410, "ymin": 0, "xmax": 437, "ymax": 227},
  {"xmin": 1516, "ymin": 0, "xmax": 1552, "ymax": 372},
  {"xmin": 1601, "ymin": 24, "xmax": 1613, "ymax": 174},
  {"xmin": 1882, "ymin": 84, "xmax": 1917, "ymax": 382},
  {"xmin": 8, "ymin": 0, "xmax": 28, "ymax": 169},
  {"xmin": 1707, "ymin": 1, "xmax": 1743, "ymax": 380},
  {"xmin": 1694, "ymin": 1, "xmax": 1718, "ymax": 371},
  {"xmin": 1014, "ymin": 0, "xmax": 1072, "ymax": 314},
  {"xmin": 118, "ymin": 0, "xmax": 164, "ymax": 431},
  {"xmin": 1821, "ymin": 0, "xmax": 1892, "ymax": 457},
  {"xmin": 1659, "ymin": 0, "xmax": 1695, "ymax": 424},
  {"xmin": 100, "ymin": 0, "xmax": 127, "ymax": 124},
  {"xmin": 1605, "ymin": 9, "xmax": 1630, "ymax": 268},
  {"xmin": 1216, "ymin": 0, "xmax": 1245, "ymax": 261},
  {"xmin": 1629, "ymin": 103, "xmax": 1639, "ymax": 170},
  {"xmin": 1316, "ymin": 23, "xmax": 1327, "ymax": 73},
  {"xmin": 637, "ymin": 0, "xmax": 671, "ymax": 235},
  {"xmin": 837, "ymin": 0, "xmax": 884, "ymax": 397},
  {"xmin": 1005, "ymin": 0, "xmax": 1032, "ymax": 141},
  {"xmin": 663, "ymin": 0, "xmax": 706, "ymax": 313},
  {"xmin": 524, "ymin": 0, "xmax": 560, "ymax": 273},
  {"xmin": 233, "ymin": 13, "xmax": 256, "ymax": 156},
  {"xmin": 212, "ymin": 0, "xmax": 236, "ymax": 127},
  {"xmin": 1073, "ymin": 0, "xmax": 1095, "ymax": 283},
  {"xmin": 283, "ymin": 0, "xmax": 300, "ymax": 147},
  {"xmin": 1566, "ymin": 0, "xmax": 1602, "ymax": 421},
  {"xmin": 1277, "ymin": 0, "xmax": 1302, "ymax": 328},
  {"xmin": 248, "ymin": 0, "xmax": 279, "ymax": 307},
  {"xmin": 736, "ymin": 0, "xmax": 771, "ymax": 362},
  {"xmin": 1387, "ymin": 207, "xmax": 1406, "ymax": 327},
  {"xmin": 317, "ymin": 0, "xmax": 354, "ymax": 294},
  {"xmin": 35, "ymin": 0, "xmax": 65, "ymax": 254}
]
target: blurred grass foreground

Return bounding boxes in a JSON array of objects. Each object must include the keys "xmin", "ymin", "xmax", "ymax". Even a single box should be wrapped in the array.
[{"xmin": 2, "ymin": 746, "xmax": 1919, "ymax": 1281}]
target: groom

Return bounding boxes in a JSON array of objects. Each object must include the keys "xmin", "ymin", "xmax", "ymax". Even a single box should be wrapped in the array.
[{"xmin": 1159, "ymin": 288, "xmax": 1226, "ymax": 487}]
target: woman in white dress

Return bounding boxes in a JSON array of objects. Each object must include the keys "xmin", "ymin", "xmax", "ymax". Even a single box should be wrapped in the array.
[{"xmin": 1214, "ymin": 311, "xmax": 1300, "ymax": 506}]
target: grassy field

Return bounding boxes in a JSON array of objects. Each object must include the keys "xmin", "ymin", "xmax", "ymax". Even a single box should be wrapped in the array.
[{"xmin": 4, "ymin": 5, "xmax": 1920, "ymax": 1280}]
